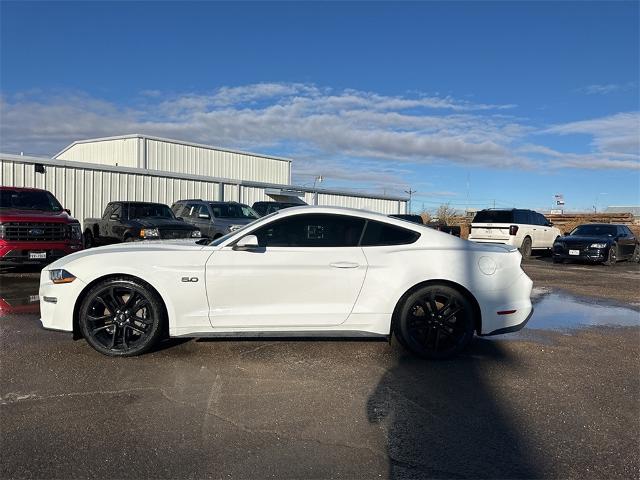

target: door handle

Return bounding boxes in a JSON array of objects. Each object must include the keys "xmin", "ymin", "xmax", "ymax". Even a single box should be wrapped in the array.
[{"xmin": 330, "ymin": 262, "xmax": 360, "ymax": 269}]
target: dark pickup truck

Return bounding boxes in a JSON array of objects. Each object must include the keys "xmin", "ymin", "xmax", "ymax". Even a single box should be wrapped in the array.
[{"xmin": 83, "ymin": 201, "xmax": 201, "ymax": 247}]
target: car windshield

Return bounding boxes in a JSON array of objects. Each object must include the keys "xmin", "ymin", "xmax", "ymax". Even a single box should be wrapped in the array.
[
  {"xmin": 210, "ymin": 203, "xmax": 259, "ymax": 219},
  {"xmin": 472, "ymin": 210, "xmax": 514, "ymax": 223},
  {"xmin": 128, "ymin": 204, "xmax": 174, "ymax": 219},
  {"xmin": 0, "ymin": 189, "xmax": 63, "ymax": 212},
  {"xmin": 209, "ymin": 211, "xmax": 279, "ymax": 246},
  {"xmin": 570, "ymin": 225, "xmax": 617, "ymax": 236}
]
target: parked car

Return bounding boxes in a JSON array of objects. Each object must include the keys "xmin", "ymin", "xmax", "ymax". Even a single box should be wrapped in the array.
[
  {"xmin": 0, "ymin": 186, "xmax": 82, "ymax": 268},
  {"xmin": 83, "ymin": 201, "xmax": 201, "ymax": 247},
  {"xmin": 252, "ymin": 201, "xmax": 304, "ymax": 216},
  {"xmin": 553, "ymin": 224, "xmax": 640, "ymax": 265},
  {"xmin": 388, "ymin": 214, "xmax": 424, "ymax": 224},
  {"xmin": 40, "ymin": 206, "xmax": 533, "ymax": 359},
  {"xmin": 171, "ymin": 200, "xmax": 260, "ymax": 239},
  {"xmin": 468, "ymin": 208, "xmax": 561, "ymax": 258},
  {"xmin": 425, "ymin": 218, "xmax": 462, "ymax": 237}
]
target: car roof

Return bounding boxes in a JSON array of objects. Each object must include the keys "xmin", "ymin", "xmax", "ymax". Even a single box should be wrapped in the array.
[
  {"xmin": 0, "ymin": 186, "xmax": 48, "ymax": 192},
  {"xmin": 579, "ymin": 223, "xmax": 623, "ymax": 227}
]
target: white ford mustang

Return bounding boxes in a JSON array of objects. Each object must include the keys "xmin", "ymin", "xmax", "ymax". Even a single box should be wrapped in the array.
[{"xmin": 40, "ymin": 206, "xmax": 533, "ymax": 358}]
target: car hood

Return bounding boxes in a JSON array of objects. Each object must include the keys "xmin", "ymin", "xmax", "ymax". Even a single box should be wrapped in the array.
[
  {"xmin": 47, "ymin": 239, "xmax": 206, "ymax": 270},
  {"xmin": 0, "ymin": 209, "xmax": 77, "ymax": 223},
  {"xmin": 559, "ymin": 235, "xmax": 614, "ymax": 244},
  {"xmin": 130, "ymin": 218, "xmax": 197, "ymax": 229}
]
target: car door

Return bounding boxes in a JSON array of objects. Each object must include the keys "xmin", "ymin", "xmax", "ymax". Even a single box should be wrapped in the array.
[
  {"xmin": 618, "ymin": 226, "xmax": 635, "ymax": 257},
  {"xmin": 205, "ymin": 213, "xmax": 368, "ymax": 328},
  {"xmin": 192, "ymin": 204, "xmax": 214, "ymax": 238}
]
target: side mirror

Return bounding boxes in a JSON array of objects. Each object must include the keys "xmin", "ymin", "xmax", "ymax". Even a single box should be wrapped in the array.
[
  {"xmin": 233, "ymin": 235, "xmax": 260, "ymax": 251},
  {"xmin": 176, "ymin": 217, "xmax": 184, "ymax": 221},
  {"xmin": 198, "ymin": 213, "xmax": 211, "ymax": 219},
  {"xmin": 64, "ymin": 208, "xmax": 71, "ymax": 216},
  {"xmin": 110, "ymin": 213, "xmax": 120, "ymax": 220}
]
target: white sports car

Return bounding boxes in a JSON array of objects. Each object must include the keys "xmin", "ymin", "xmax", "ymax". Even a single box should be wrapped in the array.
[{"xmin": 39, "ymin": 206, "xmax": 533, "ymax": 358}]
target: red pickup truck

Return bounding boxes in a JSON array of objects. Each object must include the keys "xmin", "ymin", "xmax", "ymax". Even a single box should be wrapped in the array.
[{"xmin": 0, "ymin": 186, "xmax": 83, "ymax": 268}]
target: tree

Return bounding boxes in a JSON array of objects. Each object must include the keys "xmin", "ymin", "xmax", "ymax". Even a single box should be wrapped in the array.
[{"xmin": 434, "ymin": 203, "xmax": 457, "ymax": 224}]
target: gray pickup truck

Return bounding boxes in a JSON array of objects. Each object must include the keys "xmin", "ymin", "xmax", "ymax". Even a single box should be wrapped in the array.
[{"xmin": 171, "ymin": 200, "xmax": 260, "ymax": 239}]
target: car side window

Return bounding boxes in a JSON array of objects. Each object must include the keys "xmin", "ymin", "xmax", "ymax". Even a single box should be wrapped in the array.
[
  {"xmin": 111, "ymin": 204, "xmax": 122, "ymax": 219},
  {"xmin": 624, "ymin": 226, "xmax": 634, "ymax": 237},
  {"xmin": 252, "ymin": 214, "xmax": 366, "ymax": 247},
  {"xmin": 617, "ymin": 226, "xmax": 627, "ymax": 237},
  {"xmin": 197, "ymin": 205, "xmax": 210, "ymax": 218},
  {"xmin": 183, "ymin": 203, "xmax": 199, "ymax": 218},
  {"xmin": 360, "ymin": 220, "xmax": 420, "ymax": 246},
  {"xmin": 171, "ymin": 204, "xmax": 183, "ymax": 216}
]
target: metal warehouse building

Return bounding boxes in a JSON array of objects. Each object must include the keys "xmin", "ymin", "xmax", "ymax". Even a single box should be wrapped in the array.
[{"xmin": 1, "ymin": 134, "xmax": 407, "ymax": 226}]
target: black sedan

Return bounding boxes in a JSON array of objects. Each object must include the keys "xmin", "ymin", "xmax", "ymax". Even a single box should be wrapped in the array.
[{"xmin": 553, "ymin": 223, "xmax": 639, "ymax": 266}]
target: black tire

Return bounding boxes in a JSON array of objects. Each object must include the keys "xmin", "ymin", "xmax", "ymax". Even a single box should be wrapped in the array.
[
  {"xmin": 633, "ymin": 244, "xmax": 640, "ymax": 263},
  {"xmin": 83, "ymin": 230, "xmax": 94, "ymax": 249},
  {"xmin": 519, "ymin": 237, "xmax": 532, "ymax": 259},
  {"xmin": 394, "ymin": 285, "xmax": 475, "ymax": 359},
  {"xmin": 78, "ymin": 278, "xmax": 165, "ymax": 356},
  {"xmin": 553, "ymin": 256, "xmax": 564, "ymax": 264},
  {"xmin": 603, "ymin": 244, "xmax": 617, "ymax": 266}
]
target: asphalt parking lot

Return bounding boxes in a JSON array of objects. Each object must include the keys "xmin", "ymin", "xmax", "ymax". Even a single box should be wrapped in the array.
[{"xmin": 1, "ymin": 258, "xmax": 639, "ymax": 479}]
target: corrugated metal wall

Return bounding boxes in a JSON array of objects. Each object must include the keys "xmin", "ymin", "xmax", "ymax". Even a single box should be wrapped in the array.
[
  {"xmin": 1, "ymin": 155, "xmax": 406, "ymax": 228},
  {"xmin": 144, "ymin": 138, "xmax": 290, "ymax": 184},
  {"xmin": 55, "ymin": 138, "xmax": 141, "ymax": 168}
]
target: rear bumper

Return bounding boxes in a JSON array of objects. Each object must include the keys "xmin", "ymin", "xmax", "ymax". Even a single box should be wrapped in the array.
[
  {"xmin": 477, "ymin": 272, "xmax": 533, "ymax": 335},
  {"xmin": 468, "ymin": 237, "xmax": 516, "ymax": 246},
  {"xmin": 481, "ymin": 308, "xmax": 534, "ymax": 336},
  {"xmin": 0, "ymin": 241, "xmax": 82, "ymax": 267}
]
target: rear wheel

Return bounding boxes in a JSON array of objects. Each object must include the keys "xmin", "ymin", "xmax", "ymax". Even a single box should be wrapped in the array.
[
  {"xmin": 78, "ymin": 278, "xmax": 165, "ymax": 356},
  {"xmin": 632, "ymin": 244, "xmax": 640, "ymax": 263},
  {"xmin": 603, "ymin": 244, "xmax": 617, "ymax": 266},
  {"xmin": 395, "ymin": 285, "xmax": 475, "ymax": 359},
  {"xmin": 519, "ymin": 237, "xmax": 532, "ymax": 259}
]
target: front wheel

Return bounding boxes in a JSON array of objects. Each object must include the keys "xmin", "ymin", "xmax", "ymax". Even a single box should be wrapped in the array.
[
  {"xmin": 632, "ymin": 244, "xmax": 640, "ymax": 263},
  {"xmin": 78, "ymin": 278, "xmax": 165, "ymax": 356},
  {"xmin": 603, "ymin": 244, "xmax": 617, "ymax": 266},
  {"xmin": 395, "ymin": 285, "xmax": 475, "ymax": 359}
]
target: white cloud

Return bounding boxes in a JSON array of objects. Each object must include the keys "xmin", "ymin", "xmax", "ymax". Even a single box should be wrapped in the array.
[
  {"xmin": 576, "ymin": 82, "xmax": 636, "ymax": 95},
  {"xmin": 0, "ymin": 84, "xmax": 639, "ymax": 196}
]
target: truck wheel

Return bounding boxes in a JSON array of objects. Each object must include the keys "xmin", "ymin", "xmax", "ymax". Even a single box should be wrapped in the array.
[
  {"xmin": 519, "ymin": 237, "xmax": 532, "ymax": 259},
  {"xmin": 84, "ymin": 230, "xmax": 94, "ymax": 249}
]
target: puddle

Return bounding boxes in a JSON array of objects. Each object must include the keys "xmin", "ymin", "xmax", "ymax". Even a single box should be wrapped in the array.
[{"xmin": 528, "ymin": 292, "xmax": 639, "ymax": 330}]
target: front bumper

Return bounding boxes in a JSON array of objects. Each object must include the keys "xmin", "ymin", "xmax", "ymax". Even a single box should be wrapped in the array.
[
  {"xmin": 0, "ymin": 241, "xmax": 82, "ymax": 267},
  {"xmin": 553, "ymin": 246, "xmax": 607, "ymax": 262},
  {"xmin": 39, "ymin": 269, "xmax": 87, "ymax": 332}
]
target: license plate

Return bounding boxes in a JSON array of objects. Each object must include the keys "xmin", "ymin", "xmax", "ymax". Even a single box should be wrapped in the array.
[
  {"xmin": 569, "ymin": 249, "xmax": 580, "ymax": 256},
  {"xmin": 29, "ymin": 251, "xmax": 46, "ymax": 260}
]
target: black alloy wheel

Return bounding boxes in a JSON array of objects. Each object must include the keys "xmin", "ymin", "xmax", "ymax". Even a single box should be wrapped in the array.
[
  {"xmin": 603, "ymin": 244, "xmax": 617, "ymax": 266},
  {"xmin": 396, "ymin": 285, "xmax": 475, "ymax": 359},
  {"xmin": 519, "ymin": 237, "xmax": 532, "ymax": 259},
  {"xmin": 633, "ymin": 244, "xmax": 640, "ymax": 263},
  {"xmin": 83, "ymin": 230, "xmax": 94, "ymax": 249},
  {"xmin": 79, "ymin": 278, "xmax": 164, "ymax": 356}
]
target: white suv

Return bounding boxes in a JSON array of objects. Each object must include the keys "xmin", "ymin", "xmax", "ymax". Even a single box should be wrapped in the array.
[{"xmin": 467, "ymin": 209, "xmax": 562, "ymax": 258}]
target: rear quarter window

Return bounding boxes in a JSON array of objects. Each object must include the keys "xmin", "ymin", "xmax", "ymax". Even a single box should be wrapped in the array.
[{"xmin": 360, "ymin": 220, "xmax": 420, "ymax": 246}]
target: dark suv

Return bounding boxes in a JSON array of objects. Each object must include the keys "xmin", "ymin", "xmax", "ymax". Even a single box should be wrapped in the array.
[
  {"xmin": 172, "ymin": 200, "xmax": 260, "ymax": 239},
  {"xmin": 252, "ymin": 201, "xmax": 304, "ymax": 217}
]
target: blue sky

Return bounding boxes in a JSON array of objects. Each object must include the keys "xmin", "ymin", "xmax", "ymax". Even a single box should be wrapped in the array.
[{"xmin": 1, "ymin": 1, "xmax": 638, "ymax": 212}]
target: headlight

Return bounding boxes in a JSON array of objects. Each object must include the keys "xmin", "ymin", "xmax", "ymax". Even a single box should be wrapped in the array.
[
  {"xmin": 590, "ymin": 243, "xmax": 607, "ymax": 249},
  {"xmin": 140, "ymin": 228, "xmax": 160, "ymax": 238},
  {"xmin": 49, "ymin": 269, "xmax": 76, "ymax": 284},
  {"xmin": 70, "ymin": 223, "xmax": 82, "ymax": 241},
  {"xmin": 191, "ymin": 230, "xmax": 202, "ymax": 238}
]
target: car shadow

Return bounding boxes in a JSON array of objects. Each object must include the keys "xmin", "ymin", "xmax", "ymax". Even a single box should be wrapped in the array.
[{"xmin": 367, "ymin": 338, "xmax": 542, "ymax": 479}]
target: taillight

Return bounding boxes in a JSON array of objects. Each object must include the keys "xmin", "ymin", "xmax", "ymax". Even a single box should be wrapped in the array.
[{"xmin": 509, "ymin": 225, "xmax": 519, "ymax": 235}]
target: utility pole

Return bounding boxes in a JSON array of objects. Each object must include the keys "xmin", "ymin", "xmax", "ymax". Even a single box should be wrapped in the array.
[{"xmin": 405, "ymin": 189, "xmax": 417, "ymax": 213}]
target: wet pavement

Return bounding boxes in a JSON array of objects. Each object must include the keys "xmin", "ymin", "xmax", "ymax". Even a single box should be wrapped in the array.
[{"xmin": 1, "ymin": 264, "xmax": 639, "ymax": 479}]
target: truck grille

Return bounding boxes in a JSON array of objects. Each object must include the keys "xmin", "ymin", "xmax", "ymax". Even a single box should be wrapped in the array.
[
  {"xmin": 1, "ymin": 222, "xmax": 68, "ymax": 241},
  {"xmin": 160, "ymin": 229, "xmax": 192, "ymax": 239}
]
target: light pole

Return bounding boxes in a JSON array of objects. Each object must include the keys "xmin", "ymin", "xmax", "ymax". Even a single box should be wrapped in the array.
[
  {"xmin": 594, "ymin": 192, "xmax": 608, "ymax": 213},
  {"xmin": 313, "ymin": 175, "xmax": 324, "ymax": 205},
  {"xmin": 404, "ymin": 189, "xmax": 416, "ymax": 214}
]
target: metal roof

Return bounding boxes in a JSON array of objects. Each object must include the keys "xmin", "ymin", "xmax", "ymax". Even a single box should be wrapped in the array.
[{"xmin": 53, "ymin": 133, "xmax": 293, "ymax": 164}]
